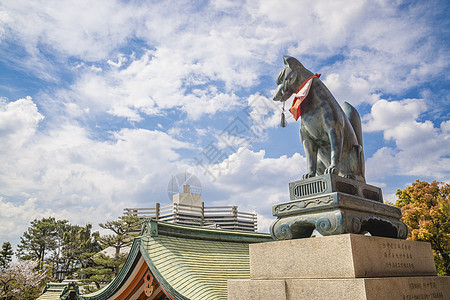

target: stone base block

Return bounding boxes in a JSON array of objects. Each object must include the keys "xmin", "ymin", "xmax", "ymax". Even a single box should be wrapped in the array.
[
  {"xmin": 250, "ymin": 234, "xmax": 436, "ymax": 279},
  {"xmin": 228, "ymin": 277, "xmax": 450, "ymax": 300},
  {"xmin": 227, "ymin": 280, "xmax": 286, "ymax": 300}
]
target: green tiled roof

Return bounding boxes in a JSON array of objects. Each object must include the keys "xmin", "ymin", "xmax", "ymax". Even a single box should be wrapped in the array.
[
  {"xmin": 139, "ymin": 219, "xmax": 272, "ymax": 300},
  {"xmin": 38, "ymin": 282, "xmax": 67, "ymax": 300},
  {"xmin": 82, "ymin": 219, "xmax": 272, "ymax": 300},
  {"xmin": 37, "ymin": 291, "xmax": 63, "ymax": 300},
  {"xmin": 38, "ymin": 282, "xmax": 80, "ymax": 300},
  {"xmin": 142, "ymin": 235, "xmax": 251, "ymax": 299}
]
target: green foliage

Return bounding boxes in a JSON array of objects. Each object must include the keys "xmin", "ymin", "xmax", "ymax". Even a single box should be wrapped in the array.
[
  {"xmin": 0, "ymin": 242, "xmax": 14, "ymax": 270},
  {"xmin": 16, "ymin": 217, "xmax": 69, "ymax": 269},
  {"xmin": 16, "ymin": 216, "xmax": 102, "ymax": 286},
  {"xmin": 12, "ymin": 215, "xmax": 140, "ymax": 291},
  {"xmin": 78, "ymin": 215, "xmax": 141, "ymax": 290},
  {"xmin": 77, "ymin": 257, "xmax": 115, "ymax": 293},
  {"xmin": 395, "ymin": 180, "xmax": 450, "ymax": 276},
  {"xmin": 61, "ymin": 223, "xmax": 101, "ymax": 272},
  {"xmin": 97, "ymin": 215, "xmax": 140, "ymax": 275}
]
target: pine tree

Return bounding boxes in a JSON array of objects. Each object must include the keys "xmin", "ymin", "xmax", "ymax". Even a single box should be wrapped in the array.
[
  {"xmin": 97, "ymin": 215, "xmax": 141, "ymax": 276},
  {"xmin": 78, "ymin": 252, "xmax": 116, "ymax": 292},
  {"xmin": 17, "ymin": 217, "xmax": 68, "ymax": 269},
  {"xmin": 79, "ymin": 215, "xmax": 141, "ymax": 291},
  {"xmin": 61, "ymin": 223, "xmax": 101, "ymax": 276},
  {"xmin": 0, "ymin": 242, "xmax": 14, "ymax": 270}
]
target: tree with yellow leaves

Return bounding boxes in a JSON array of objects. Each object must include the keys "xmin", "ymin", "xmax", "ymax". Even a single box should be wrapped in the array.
[{"xmin": 395, "ymin": 180, "xmax": 449, "ymax": 276}]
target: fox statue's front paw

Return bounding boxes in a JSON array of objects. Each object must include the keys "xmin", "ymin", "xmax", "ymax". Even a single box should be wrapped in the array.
[
  {"xmin": 302, "ymin": 171, "xmax": 316, "ymax": 179},
  {"xmin": 325, "ymin": 166, "xmax": 338, "ymax": 175}
]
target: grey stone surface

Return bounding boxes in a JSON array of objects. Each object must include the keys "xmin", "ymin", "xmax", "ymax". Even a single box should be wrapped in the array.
[
  {"xmin": 229, "ymin": 277, "xmax": 450, "ymax": 300},
  {"xmin": 285, "ymin": 277, "xmax": 450, "ymax": 300},
  {"xmin": 363, "ymin": 276, "xmax": 450, "ymax": 300},
  {"xmin": 228, "ymin": 235, "xmax": 446, "ymax": 299},
  {"xmin": 227, "ymin": 279, "xmax": 285, "ymax": 300},
  {"xmin": 250, "ymin": 234, "xmax": 436, "ymax": 279},
  {"xmin": 285, "ymin": 278, "xmax": 368, "ymax": 300}
]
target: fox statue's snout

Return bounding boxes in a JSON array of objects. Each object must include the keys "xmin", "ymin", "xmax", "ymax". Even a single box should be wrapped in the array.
[
  {"xmin": 273, "ymin": 83, "xmax": 290, "ymax": 102},
  {"xmin": 273, "ymin": 64, "xmax": 297, "ymax": 102}
]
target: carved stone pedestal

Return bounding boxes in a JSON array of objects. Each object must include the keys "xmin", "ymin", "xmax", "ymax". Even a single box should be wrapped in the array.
[
  {"xmin": 227, "ymin": 235, "xmax": 450, "ymax": 300},
  {"xmin": 270, "ymin": 174, "xmax": 408, "ymax": 240}
]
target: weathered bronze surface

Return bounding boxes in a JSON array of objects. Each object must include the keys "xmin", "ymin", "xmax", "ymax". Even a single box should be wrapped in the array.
[
  {"xmin": 270, "ymin": 174, "xmax": 408, "ymax": 240},
  {"xmin": 274, "ymin": 56, "xmax": 365, "ymax": 182},
  {"xmin": 270, "ymin": 56, "xmax": 408, "ymax": 240}
]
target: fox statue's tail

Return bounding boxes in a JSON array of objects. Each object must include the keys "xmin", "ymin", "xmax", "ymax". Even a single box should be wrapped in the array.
[
  {"xmin": 342, "ymin": 102, "xmax": 365, "ymax": 181},
  {"xmin": 342, "ymin": 102, "xmax": 363, "ymax": 147}
]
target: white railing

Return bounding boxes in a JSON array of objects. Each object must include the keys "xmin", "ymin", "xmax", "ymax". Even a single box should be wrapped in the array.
[{"xmin": 124, "ymin": 202, "xmax": 257, "ymax": 231}]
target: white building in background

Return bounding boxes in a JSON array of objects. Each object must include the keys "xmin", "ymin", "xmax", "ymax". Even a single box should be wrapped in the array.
[{"xmin": 124, "ymin": 184, "xmax": 258, "ymax": 232}]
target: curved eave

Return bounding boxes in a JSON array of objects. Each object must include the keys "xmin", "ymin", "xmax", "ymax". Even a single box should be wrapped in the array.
[
  {"xmin": 81, "ymin": 238, "xmax": 173, "ymax": 300},
  {"xmin": 81, "ymin": 238, "xmax": 140, "ymax": 299}
]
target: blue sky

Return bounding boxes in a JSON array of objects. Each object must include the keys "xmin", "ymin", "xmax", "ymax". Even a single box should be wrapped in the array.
[{"xmin": 0, "ymin": 0, "xmax": 449, "ymax": 248}]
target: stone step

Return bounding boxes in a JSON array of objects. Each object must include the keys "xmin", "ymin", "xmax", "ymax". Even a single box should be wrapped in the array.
[{"xmin": 228, "ymin": 276, "xmax": 450, "ymax": 300}]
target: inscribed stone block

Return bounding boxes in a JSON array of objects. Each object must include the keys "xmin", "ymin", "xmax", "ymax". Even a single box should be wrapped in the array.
[{"xmin": 250, "ymin": 234, "xmax": 436, "ymax": 279}]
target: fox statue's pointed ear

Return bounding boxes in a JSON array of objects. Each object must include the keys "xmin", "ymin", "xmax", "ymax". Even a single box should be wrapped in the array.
[{"xmin": 283, "ymin": 55, "xmax": 301, "ymax": 68}]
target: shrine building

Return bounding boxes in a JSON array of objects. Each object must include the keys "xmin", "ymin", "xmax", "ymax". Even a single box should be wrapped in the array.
[{"xmin": 38, "ymin": 218, "xmax": 271, "ymax": 299}]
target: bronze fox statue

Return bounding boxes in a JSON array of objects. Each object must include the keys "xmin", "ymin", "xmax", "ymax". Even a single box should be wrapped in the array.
[{"xmin": 273, "ymin": 56, "xmax": 365, "ymax": 182}]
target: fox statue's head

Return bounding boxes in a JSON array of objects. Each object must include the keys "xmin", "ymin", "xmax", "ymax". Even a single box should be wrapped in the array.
[{"xmin": 273, "ymin": 56, "xmax": 304, "ymax": 102}]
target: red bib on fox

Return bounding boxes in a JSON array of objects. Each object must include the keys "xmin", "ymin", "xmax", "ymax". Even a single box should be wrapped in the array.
[{"xmin": 289, "ymin": 73, "xmax": 321, "ymax": 121}]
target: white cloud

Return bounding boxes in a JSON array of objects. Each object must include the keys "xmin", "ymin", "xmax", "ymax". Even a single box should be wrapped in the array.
[
  {"xmin": 365, "ymin": 146, "xmax": 397, "ymax": 182},
  {"xmin": 0, "ymin": 0, "xmax": 448, "ymax": 246},
  {"xmin": 0, "ymin": 0, "xmax": 137, "ymax": 60},
  {"xmin": 441, "ymin": 120, "xmax": 450, "ymax": 133},
  {"xmin": 0, "ymin": 0, "xmax": 268, "ymax": 88},
  {"xmin": 0, "ymin": 97, "xmax": 196, "ymax": 246},
  {"xmin": 0, "ymin": 97, "xmax": 304, "ymax": 242},
  {"xmin": 248, "ymin": 1, "xmax": 448, "ymax": 106},
  {"xmin": 364, "ymin": 99, "xmax": 425, "ymax": 132},
  {"xmin": 382, "ymin": 192, "xmax": 398, "ymax": 205},
  {"xmin": 364, "ymin": 99, "xmax": 450, "ymax": 182},
  {"xmin": 60, "ymin": 50, "xmax": 246, "ymax": 121},
  {"xmin": 107, "ymin": 54, "xmax": 128, "ymax": 68},
  {"xmin": 363, "ymin": 98, "xmax": 443, "ymax": 151},
  {"xmin": 0, "ymin": 97, "xmax": 44, "ymax": 149},
  {"xmin": 1, "ymin": 0, "xmax": 447, "ymax": 112},
  {"xmin": 0, "ymin": 197, "xmax": 54, "ymax": 247},
  {"xmin": 193, "ymin": 148, "xmax": 306, "ymax": 231},
  {"xmin": 246, "ymin": 93, "xmax": 282, "ymax": 131},
  {"xmin": 322, "ymin": 73, "xmax": 381, "ymax": 106}
]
